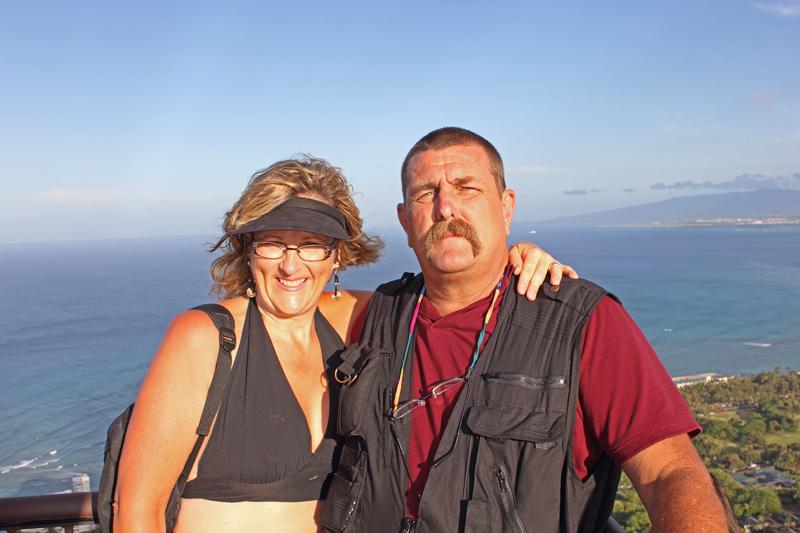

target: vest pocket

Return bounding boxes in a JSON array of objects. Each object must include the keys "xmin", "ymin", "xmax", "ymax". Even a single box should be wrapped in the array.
[
  {"xmin": 483, "ymin": 372, "xmax": 565, "ymax": 390},
  {"xmin": 319, "ymin": 443, "xmax": 366, "ymax": 532},
  {"xmin": 465, "ymin": 407, "xmax": 564, "ymax": 532},
  {"xmin": 496, "ymin": 462, "xmax": 527, "ymax": 533},
  {"xmin": 481, "ymin": 372, "xmax": 567, "ymax": 409},
  {"xmin": 462, "ymin": 499, "xmax": 489, "ymax": 532},
  {"xmin": 337, "ymin": 343, "xmax": 389, "ymax": 437},
  {"xmin": 466, "ymin": 405, "xmax": 564, "ymax": 446}
]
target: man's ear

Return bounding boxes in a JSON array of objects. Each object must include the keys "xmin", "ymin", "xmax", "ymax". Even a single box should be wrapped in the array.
[
  {"xmin": 397, "ymin": 202, "xmax": 412, "ymax": 248},
  {"xmin": 502, "ymin": 188, "xmax": 516, "ymax": 236}
]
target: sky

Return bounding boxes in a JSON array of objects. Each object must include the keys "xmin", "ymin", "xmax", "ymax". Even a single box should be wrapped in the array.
[{"xmin": 1, "ymin": 1, "xmax": 799, "ymax": 243}]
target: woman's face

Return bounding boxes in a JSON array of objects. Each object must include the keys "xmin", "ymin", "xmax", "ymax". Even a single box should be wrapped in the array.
[{"xmin": 249, "ymin": 229, "xmax": 336, "ymax": 320}]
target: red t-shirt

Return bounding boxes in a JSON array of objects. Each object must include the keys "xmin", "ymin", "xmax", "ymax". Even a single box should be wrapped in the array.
[{"xmin": 349, "ymin": 280, "xmax": 700, "ymax": 519}]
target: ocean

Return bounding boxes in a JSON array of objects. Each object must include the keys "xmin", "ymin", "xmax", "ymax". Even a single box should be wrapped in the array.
[{"xmin": 1, "ymin": 224, "xmax": 798, "ymax": 497}]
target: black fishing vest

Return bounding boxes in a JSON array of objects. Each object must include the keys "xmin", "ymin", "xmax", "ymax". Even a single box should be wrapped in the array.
[{"xmin": 321, "ymin": 274, "xmax": 621, "ymax": 533}]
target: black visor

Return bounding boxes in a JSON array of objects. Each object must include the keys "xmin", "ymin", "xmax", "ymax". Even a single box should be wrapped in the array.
[{"xmin": 229, "ymin": 196, "xmax": 349, "ymax": 240}]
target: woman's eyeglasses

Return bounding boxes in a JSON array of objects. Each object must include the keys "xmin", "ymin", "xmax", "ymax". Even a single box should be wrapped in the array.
[{"xmin": 251, "ymin": 241, "xmax": 335, "ymax": 262}]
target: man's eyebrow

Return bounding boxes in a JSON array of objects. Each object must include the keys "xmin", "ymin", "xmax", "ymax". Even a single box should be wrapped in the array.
[
  {"xmin": 409, "ymin": 182, "xmax": 437, "ymax": 196},
  {"xmin": 449, "ymin": 176, "xmax": 476, "ymax": 186}
]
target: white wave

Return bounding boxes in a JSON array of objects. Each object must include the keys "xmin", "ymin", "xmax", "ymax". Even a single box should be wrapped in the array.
[
  {"xmin": 664, "ymin": 328, "xmax": 673, "ymax": 332},
  {"xmin": 0, "ymin": 454, "xmax": 61, "ymax": 473},
  {"xmin": 0, "ymin": 459, "xmax": 35, "ymax": 471},
  {"xmin": 49, "ymin": 450, "xmax": 57, "ymax": 455},
  {"xmin": 743, "ymin": 342, "xmax": 772, "ymax": 348},
  {"xmin": 31, "ymin": 459, "xmax": 58, "ymax": 469}
]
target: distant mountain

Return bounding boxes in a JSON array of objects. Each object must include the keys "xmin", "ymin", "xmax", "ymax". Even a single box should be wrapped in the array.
[{"xmin": 535, "ymin": 189, "xmax": 800, "ymax": 226}]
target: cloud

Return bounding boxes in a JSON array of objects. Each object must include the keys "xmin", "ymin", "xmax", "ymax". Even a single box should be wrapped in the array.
[
  {"xmin": 0, "ymin": 186, "xmax": 230, "ymax": 225},
  {"xmin": 753, "ymin": 91, "xmax": 779, "ymax": 103},
  {"xmin": 16, "ymin": 188, "xmax": 144, "ymax": 207},
  {"xmin": 753, "ymin": 1, "xmax": 800, "ymax": 17},
  {"xmin": 650, "ymin": 173, "xmax": 800, "ymax": 191},
  {"xmin": 0, "ymin": 187, "xmax": 225, "ymax": 210},
  {"xmin": 624, "ymin": 188, "xmax": 636, "ymax": 193},
  {"xmin": 562, "ymin": 188, "xmax": 605, "ymax": 196},
  {"xmin": 0, "ymin": 186, "xmax": 235, "ymax": 243},
  {"xmin": 651, "ymin": 180, "xmax": 715, "ymax": 190}
]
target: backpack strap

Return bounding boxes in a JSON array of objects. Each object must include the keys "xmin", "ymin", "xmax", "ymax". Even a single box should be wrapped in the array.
[
  {"xmin": 192, "ymin": 303, "xmax": 237, "ymax": 436},
  {"xmin": 175, "ymin": 303, "xmax": 237, "ymax": 485}
]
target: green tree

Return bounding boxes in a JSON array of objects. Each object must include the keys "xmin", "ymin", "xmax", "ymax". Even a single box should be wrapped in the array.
[
  {"xmin": 738, "ymin": 415, "xmax": 767, "ymax": 447},
  {"xmin": 738, "ymin": 445, "xmax": 761, "ymax": 465},
  {"xmin": 613, "ymin": 486, "xmax": 651, "ymax": 532},
  {"xmin": 711, "ymin": 468, "xmax": 782, "ymax": 520},
  {"xmin": 694, "ymin": 434, "xmax": 724, "ymax": 463},
  {"xmin": 732, "ymin": 486, "xmax": 782, "ymax": 518}
]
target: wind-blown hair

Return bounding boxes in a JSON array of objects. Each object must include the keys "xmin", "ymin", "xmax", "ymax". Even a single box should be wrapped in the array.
[{"xmin": 210, "ymin": 156, "xmax": 382, "ymax": 298}]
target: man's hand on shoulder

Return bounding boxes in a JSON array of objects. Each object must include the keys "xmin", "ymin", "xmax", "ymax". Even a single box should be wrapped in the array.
[{"xmin": 622, "ymin": 434, "xmax": 735, "ymax": 532}]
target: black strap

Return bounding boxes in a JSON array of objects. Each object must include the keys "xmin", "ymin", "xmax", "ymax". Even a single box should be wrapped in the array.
[
  {"xmin": 177, "ymin": 433, "xmax": 207, "ymax": 487},
  {"xmin": 192, "ymin": 303, "xmax": 236, "ymax": 436},
  {"xmin": 176, "ymin": 303, "xmax": 237, "ymax": 484}
]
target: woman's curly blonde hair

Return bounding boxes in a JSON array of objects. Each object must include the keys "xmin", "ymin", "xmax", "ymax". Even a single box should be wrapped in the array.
[{"xmin": 210, "ymin": 156, "xmax": 383, "ymax": 298}]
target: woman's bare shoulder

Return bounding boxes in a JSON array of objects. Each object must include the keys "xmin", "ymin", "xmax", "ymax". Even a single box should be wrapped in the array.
[
  {"xmin": 160, "ymin": 297, "xmax": 247, "ymax": 359},
  {"xmin": 216, "ymin": 296, "xmax": 249, "ymax": 327},
  {"xmin": 318, "ymin": 290, "xmax": 373, "ymax": 341}
]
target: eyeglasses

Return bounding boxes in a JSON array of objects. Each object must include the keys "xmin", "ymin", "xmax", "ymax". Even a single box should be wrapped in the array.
[
  {"xmin": 390, "ymin": 376, "xmax": 465, "ymax": 420},
  {"xmin": 251, "ymin": 240, "xmax": 335, "ymax": 262},
  {"xmin": 387, "ymin": 280, "xmax": 503, "ymax": 477}
]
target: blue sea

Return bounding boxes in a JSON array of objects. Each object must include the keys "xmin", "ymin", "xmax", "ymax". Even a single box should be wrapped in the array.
[{"xmin": 1, "ymin": 224, "xmax": 798, "ymax": 497}]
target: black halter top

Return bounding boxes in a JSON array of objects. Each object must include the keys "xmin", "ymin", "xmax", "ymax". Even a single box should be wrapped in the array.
[{"xmin": 182, "ymin": 299, "xmax": 345, "ymax": 502}]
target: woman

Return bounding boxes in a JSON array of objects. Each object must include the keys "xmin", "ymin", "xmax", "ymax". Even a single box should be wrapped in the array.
[{"xmin": 115, "ymin": 156, "xmax": 574, "ymax": 532}]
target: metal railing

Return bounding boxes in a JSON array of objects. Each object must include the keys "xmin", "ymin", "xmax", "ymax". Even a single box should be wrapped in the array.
[{"xmin": 0, "ymin": 492, "xmax": 97, "ymax": 532}]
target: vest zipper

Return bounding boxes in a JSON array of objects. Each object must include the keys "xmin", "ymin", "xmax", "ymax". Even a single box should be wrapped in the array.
[
  {"xmin": 484, "ymin": 372, "xmax": 565, "ymax": 389},
  {"xmin": 496, "ymin": 463, "xmax": 527, "ymax": 533}
]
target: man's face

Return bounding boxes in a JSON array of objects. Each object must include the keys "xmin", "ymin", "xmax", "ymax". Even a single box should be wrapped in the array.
[{"xmin": 397, "ymin": 143, "xmax": 515, "ymax": 278}]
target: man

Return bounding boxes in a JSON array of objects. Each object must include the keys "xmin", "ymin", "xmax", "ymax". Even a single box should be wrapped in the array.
[{"xmin": 322, "ymin": 127, "xmax": 730, "ymax": 532}]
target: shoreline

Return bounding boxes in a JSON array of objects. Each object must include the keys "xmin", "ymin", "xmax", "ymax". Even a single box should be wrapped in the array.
[
  {"xmin": 594, "ymin": 217, "xmax": 800, "ymax": 229},
  {"xmin": 671, "ymin": 369, "xmax": 799, "ymax": 388}
]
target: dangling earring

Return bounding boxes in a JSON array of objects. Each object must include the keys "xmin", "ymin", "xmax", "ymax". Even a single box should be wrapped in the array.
[
  {"xmin": 332, "ymin": 263, "xmax": 341, "ymax": 300},
  {"xmin": 246, "ymin": 277, "xmax": 256, "ymax": 299},
  {"xmin": 245, "ymin": 259, "xmax": 256, "ymax": 298}
]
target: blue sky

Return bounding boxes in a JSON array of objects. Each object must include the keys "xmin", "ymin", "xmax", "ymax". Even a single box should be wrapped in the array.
[{"xmin": 1, "ymin": 1, "xmax": 798, "ymax": 242}]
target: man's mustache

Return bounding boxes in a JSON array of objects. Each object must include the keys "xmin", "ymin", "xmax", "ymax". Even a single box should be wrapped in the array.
[{"xmin": 421, "ymin": 218, "xmax": 482, "ymax": 259}]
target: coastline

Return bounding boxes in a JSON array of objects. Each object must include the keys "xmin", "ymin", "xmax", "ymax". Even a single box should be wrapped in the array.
[{"xmin": 590, "ymin": 217, "xmax": 800, "ymax": 229}]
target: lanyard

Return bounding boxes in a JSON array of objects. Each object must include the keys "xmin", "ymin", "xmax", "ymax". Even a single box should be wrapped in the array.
[{"xmin": 391, "ymin": 280, "xmax": 503, "ymax": 412}]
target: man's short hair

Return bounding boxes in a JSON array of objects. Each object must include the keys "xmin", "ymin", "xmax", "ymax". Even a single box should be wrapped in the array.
[{"xmin": 400, "ymin": 127, "xmax": 506, "ymax": 199}]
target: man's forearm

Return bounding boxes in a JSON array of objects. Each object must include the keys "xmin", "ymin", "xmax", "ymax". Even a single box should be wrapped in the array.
[
  {"xmin": 624, "ymin": 435, "xmax": 735, "ymax": 532},
  {"xmin": 639, "ymin": 464, "xmax": 732, "ymax": 532}
]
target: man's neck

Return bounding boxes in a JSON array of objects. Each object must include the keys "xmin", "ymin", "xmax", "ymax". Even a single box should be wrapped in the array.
[{"xmin": 422, "ymin": 259, "xmax": 507, "ymax": 317}]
